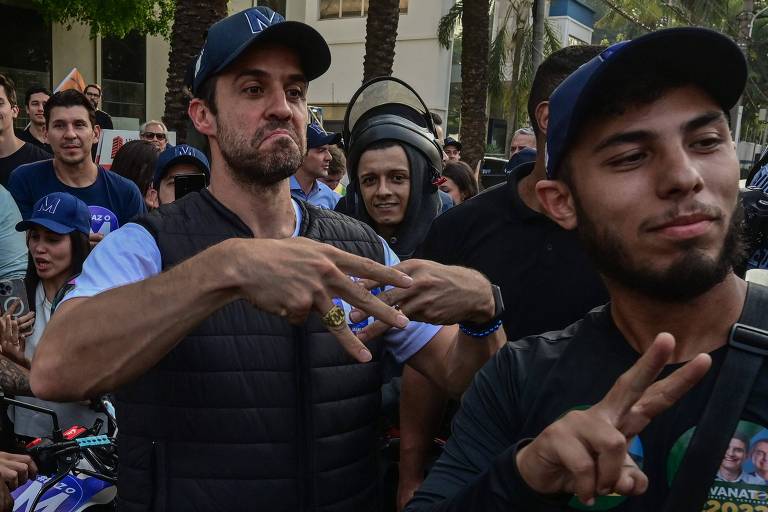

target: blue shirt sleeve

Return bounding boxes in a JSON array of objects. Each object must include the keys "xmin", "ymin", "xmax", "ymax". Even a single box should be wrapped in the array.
[
  {"xmin": 7, "ymin": 166, "xmax": 33, "ymax": 219},
  {"xmin": 378, "ymin": 238, "xmax": 442, "ymax": 363},
  {"xmin": 63, "ymin": 223, "xmax": 161, "ymax": 302}
]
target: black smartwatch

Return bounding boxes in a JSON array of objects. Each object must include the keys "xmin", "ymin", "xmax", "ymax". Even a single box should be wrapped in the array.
[{"xmin": 459, "ymin": 284, "xmax": 504, "ymax": 338}]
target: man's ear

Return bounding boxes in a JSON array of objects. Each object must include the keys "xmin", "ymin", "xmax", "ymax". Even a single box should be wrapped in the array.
[
  {"xmin": 535, "ymin": 101, "xmax": 549, "ymax": 136},
  {"xmin": 535, "ymin": 178, "xmax": 578, "ymax": 230},
  {"xmin": 92, "ymin": 124, "xmax": 101, "ymax": 146},
  {"xmin": 145, "ymin": 187, "xmax": 159, "ymax": 209},
  {"xmin": 11, "ymin": 104, "xmax": 19, "ymax": 120},
  {"xmin": 188, "ymin": 98, "xmax": 216, "ymax": 137}
]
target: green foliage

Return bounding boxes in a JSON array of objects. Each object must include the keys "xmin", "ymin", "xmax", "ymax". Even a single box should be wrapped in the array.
[
  {"xmin": 32, "ymin": 0, "xmax": 176, "ymax": 39},
  {"xmin": 584, "ymin": 0, "xmax": 768, "ymax": 142},
  {"xmin": 438, "ymin": 1, "xmax": 464, "ymax": 49}
]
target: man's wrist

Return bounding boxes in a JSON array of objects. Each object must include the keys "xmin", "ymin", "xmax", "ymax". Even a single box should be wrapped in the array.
[{"xmin": 460, "ymin": 284, "xmax": 504, "ymax": 331}]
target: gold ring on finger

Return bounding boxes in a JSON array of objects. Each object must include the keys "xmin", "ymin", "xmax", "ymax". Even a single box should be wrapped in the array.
[{"xmin": 321, "ymin": 305, "xmax": 346, "ymax": 329}]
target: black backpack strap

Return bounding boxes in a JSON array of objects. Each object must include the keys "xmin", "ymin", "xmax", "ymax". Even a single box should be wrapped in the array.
[{"xmin": 663, "ymin": 282, "xmax": 768, "ymax": 512}]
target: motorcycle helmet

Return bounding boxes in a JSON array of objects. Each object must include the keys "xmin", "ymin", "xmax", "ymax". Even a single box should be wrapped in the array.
[{"xmin": 337, "ymin": 77, "xmax": 444, "ymax": 259}]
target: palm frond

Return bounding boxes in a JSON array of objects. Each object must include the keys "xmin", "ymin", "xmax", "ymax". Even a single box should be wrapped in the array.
[{"xmin": 438, "ymin": 1, "xmax": 464, "ymax": 49}]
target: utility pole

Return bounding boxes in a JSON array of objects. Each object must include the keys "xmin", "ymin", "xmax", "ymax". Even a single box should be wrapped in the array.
[{"xmin": 531, "ymin": 0, "xmax": 547, "ymax": 71}]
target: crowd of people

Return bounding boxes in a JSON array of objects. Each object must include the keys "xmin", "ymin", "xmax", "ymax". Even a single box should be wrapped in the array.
[{"xmin": 0, "ymin": 5, "xmax": 764, "ymax": 512}]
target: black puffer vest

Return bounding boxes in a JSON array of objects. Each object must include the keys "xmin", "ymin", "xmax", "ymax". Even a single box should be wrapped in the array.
[{"xmin": 118, "ymin": 190, "xmax": 387, "ymax": 511}]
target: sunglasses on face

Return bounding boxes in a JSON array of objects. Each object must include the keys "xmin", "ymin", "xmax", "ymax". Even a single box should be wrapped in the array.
[{"xmin": 141, "ymin": 132, "xmax": 167, "ymax": 141}]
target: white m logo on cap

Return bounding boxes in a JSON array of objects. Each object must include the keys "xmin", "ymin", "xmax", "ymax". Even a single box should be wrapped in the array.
[
  {"xmin": 244, "ymin": 9, "xmax": 277, "ymax": 34},
  {"xmin": 38, "ymin": 197, "xmax": 61, "ymax": 215}
]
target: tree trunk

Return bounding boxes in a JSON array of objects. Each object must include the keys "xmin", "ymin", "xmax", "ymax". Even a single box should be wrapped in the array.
[
  {"xmin": 459, "ymin": 0, "xmax": 490, "ymax": 170},
  {"xmin": 531, "ymin": 0, "xmax": 547, "ymax": 71},
  {"xmin": 363, "ymin": 0, "xmax": 401, "ymax": 83},
  {"xmin": 163, "ymin": 0, "xmax": 228, "ymax": 144}
]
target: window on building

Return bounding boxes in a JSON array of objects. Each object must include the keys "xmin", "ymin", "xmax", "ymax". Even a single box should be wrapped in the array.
[
  {"xmin": 0, "ymin": 5, "xmax": 52, "ymax": 129},
  {"xmin": 320, "ymin": 0, "xmax": 408, "ymax": 19},
  {"xmin": 255, "ymin": 0, "xmax": 286, "ymax": 15},
  {"xmin": 102, "ymin": 31, "xmax": 146, "ymax": 123}
]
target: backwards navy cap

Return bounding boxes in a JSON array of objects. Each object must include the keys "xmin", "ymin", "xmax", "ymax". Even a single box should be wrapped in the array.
[
  {"xmin": 192, "ymin": 7, "xmax": 331, "ymax": 94},
  {"xmin": 16, "ymin": 192, "xmax": 90, "ymax": 236},
  {"xmin": 546, "ymin": 27, "xmax": 747, "ymax": 179},
  {"xmin": 307, "ymin": 122, "xmax": 342, "ymax": 149}
]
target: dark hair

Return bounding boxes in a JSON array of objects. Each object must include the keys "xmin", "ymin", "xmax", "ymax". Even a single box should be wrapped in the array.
[
  {"xmin": 84, "ymin": 83, "xmax": 102, "ymax": 95},
  {"xmin": 24, "ymin": 230, "xmax": 91, "ymax": 313},
  {"xmin": 527, "ymin": 45, "xmax": 605, "ymax": 137},
  {"xmin": 430, "ymin": 112, "xmax": 443, "ymax": 126},
  {"xmin": 110, "ymin": 140, "xmax": 159, "ymax": 196},
  {"xmin": 24, "ymin": 85, "xmax": 51, "ymax": 107},
  {"xmin": 44, "ymin": 89, "xmax": 97, "ymax": 128},
  {"xmin": 0, "ymin": 74, "xmax": 17, "ymax": 107},
  {"xmin": 195, "ymin": 76, "xmax": 218, "ymax": 115},
  {"xmin": 328, "ymin": 145, "xmax": 347, "ymax": 177},
  {"xmin": 443, "ymin": 161, "xmax": 478, "ymax": 201}
]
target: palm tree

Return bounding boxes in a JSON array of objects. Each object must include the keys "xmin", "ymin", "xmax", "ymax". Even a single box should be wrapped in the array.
[
  {"xmin": 454, "ymin": 0, "xmax": 491, "ymax": 169},
  {"xmin": 363, "ymin": 0, "xmax": 402, "ymax": 82},
  {"xmin": 162, "ymin": 0, "xmax": 228, "ymax": 144},
  {"xmin": 439, "ymin": 0, "xmax": 560, "ymax": 159}
]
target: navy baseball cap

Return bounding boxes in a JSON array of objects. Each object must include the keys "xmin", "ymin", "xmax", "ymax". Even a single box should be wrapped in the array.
[
  {"xmin": 444, "ymin": 137, "xmax": 462, "ymax": 151},
  {"xmin": 546, "ymin": 27, "xmax": 747, "ymax": 179},
  {"xmin": 307, "ymin": 122, "xmax": 341, "ymax": 149},
  {"xmin": 154, "ymin": 145, "xmax": 210, "ymax": 188},
  {"xmin": 192, "ymin": 7, "xmax": 331, "ymax": 94},
  {"xmin": 16, "ymin": 192, "xmax": 90, "ymax": 236}
]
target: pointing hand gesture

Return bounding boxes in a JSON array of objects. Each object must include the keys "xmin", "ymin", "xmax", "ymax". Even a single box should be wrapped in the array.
[{"xmin": 516, "ymin": 333, "xmax": 712, "ymax": 505}]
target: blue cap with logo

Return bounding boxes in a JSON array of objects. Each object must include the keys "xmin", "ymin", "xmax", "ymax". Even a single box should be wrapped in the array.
[
  {"xmin": 154, "ymin": 145, "xmax": 210, "ymax": 188},
  {"xmin": 307, "ymin": 122, "xmax": 342, "ymax": 149},
  {"xmin": 546, "ymin": 27, "xmax": 747, "ymax": 179},
  {"xmin": 16, "ymin": 192, "xmax": 91, "ymax": 236},
  {"xmin": 192, "ymin": 6, "xmax": 331, "ymax": 94}
]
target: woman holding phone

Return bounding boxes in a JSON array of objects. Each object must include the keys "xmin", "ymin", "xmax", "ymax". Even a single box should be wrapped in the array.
[{"xmin": 9, "ymin": 191, "xmax": 103, "ymax": 438}]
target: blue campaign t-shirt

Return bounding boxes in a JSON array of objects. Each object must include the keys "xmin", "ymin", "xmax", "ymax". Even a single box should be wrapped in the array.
[{"xmin": 7, "ymin": 160, "xmax": 146, "ymax": 235}]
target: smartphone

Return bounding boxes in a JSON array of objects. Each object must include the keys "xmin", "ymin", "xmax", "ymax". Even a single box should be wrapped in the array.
[
  {"xmin": 0, "ymin": 279, "xmax": 30, "ymax": 319},
  {"xmin": 174, "ymin": 173, "xmax": 207, "ymax": 200}
]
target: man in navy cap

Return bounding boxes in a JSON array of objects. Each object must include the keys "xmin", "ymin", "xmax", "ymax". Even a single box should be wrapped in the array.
[
  {"xmin": 146, "ymin": 144, "xmax": 210, "ymax": 208},
  {"xmin": 289, "ymin": 121, "xmax": 341, "ymax": 209},
  {"xmin": 32, "ymin": 7, "xmax": 507, "ymax": 511},
  {"xmin": 443, "ymin": 136, "xmax": 461, "ymax": 162},
  {"xmin": 406, "ymin": 27, "xmax": 757, "ymax": 511}
]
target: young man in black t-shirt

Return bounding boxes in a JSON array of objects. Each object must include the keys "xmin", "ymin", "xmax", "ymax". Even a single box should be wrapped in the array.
[
  {"xmin": 0, "ymin": 75, "xmax": 50, "ymax": 187},
  {"xmin": 397, "ymin": 45, "xmax": 608, "ymax": 510},
  {"xmin": 16, "ymin": 85, "xmax": 53, "ymax": 154},
  {"xmin": 406, "ymin": 28, "xmax": 763, "ymax": 512}
]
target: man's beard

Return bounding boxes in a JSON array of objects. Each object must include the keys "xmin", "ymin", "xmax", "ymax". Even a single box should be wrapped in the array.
[
  {"xmin": 573, "ymin": 193, "xmax": 748, "ymax": 303},
  {"xmin": 217, "ymin": 119, "xmax": 305, "ymax": 187}
]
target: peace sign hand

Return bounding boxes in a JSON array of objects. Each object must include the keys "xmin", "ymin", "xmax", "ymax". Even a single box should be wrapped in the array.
[{"xmin": 515, "ymin": 333, "xmax": 712, "ymax": 506}]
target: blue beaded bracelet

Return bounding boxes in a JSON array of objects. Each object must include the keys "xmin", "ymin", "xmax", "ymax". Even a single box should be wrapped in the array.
[{"xmin": 458, "ymin": 318, "xmax": 503, "ymax": 338}]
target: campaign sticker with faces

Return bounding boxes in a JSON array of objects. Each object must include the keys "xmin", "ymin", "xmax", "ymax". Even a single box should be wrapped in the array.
[
  {"xmin": 667, "ymin": 421, "xmax": 768, "ymax": 512},
  {"xmin": 89, "ymin": 206, "xmax": 119, "ymax": 235}
]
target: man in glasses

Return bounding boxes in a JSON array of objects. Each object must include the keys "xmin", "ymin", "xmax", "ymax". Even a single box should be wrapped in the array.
[
  {"xmin": 84, "ymin": 84, "xmax": 113, "ymax": 131},
  {"xmin": 139, "ymin": 120, "xmax": 169, "ymax": 152}
]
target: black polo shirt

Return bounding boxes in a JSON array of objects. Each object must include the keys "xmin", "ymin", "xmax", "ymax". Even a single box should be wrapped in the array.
[{"xmin": 417, "ymin": 162, "xmax": 607, "ymax": 340}]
